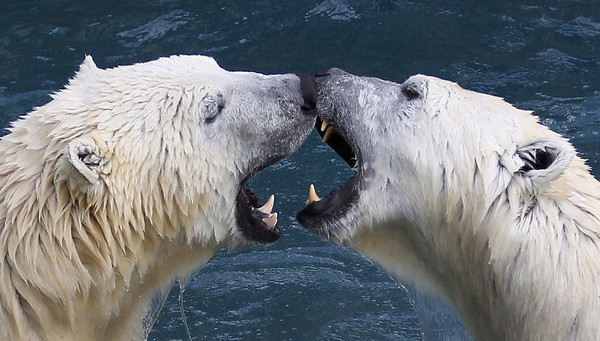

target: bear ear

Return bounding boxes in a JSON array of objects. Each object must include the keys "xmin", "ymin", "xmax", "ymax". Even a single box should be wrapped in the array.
[
  {"xmin": 71, "ymin": 56, "xmax": 99, "ymax": 83},
  {"xmin": 67, "ymin": 137, "xmax": 111, "ymax": 184},
  {"xmin": 516, "ymin": 138, "xmax": 575, "ymax": 185},
  {"xmin": 80, "ymin": 55, "xmax": 98, "ymax": 73}
]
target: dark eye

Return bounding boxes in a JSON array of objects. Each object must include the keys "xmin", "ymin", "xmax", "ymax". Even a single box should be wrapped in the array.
[
  {"xmin": 203, "ymin": 93, "xmax": 225, "ymax": 124},
  {"xmin": 402, "ymin": 86, "xmax": 420, "ymax": 100}
]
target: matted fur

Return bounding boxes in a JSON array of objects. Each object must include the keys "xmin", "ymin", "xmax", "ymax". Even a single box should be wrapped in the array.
[
  {"xmin": 0, "ymin": 55, "xmax": 313, "ymax": 340},
  {"xmin": 307, "ymin": 71, "xmax": 600, "ymax": 340}
]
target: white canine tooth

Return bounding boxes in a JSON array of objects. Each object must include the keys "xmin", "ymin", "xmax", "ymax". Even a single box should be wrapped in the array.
[
  {"xmin": 307, "ymin": 184, "xmax": 321, "ymax": 205},
  {"xmin": 257, "ymin": 194, "xmax": 275, "ymax": 214},
  {"xmin": 322, "ymin": 126, "xmax": 335, "ymax": 142},
  {"xmin": 320, "ymin": 119, "xmax": 329, "ymax": 132},
  {"xmin": 262, "ymin": 212, "xmax": 278, "ymax": 229}
]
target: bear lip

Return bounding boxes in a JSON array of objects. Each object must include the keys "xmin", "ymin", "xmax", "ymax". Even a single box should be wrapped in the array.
[{"xmin": 296, "ymin": 115, "xmax": 361, "ymax": 237}]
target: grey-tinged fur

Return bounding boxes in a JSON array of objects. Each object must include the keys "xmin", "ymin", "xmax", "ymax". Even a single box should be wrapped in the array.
[{"xmin": 304, "ymin": 68, "xmax": 600, "ymax": 340}]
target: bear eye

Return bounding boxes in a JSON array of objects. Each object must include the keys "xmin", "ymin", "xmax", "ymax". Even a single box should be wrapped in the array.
[
  {"xmin": 402, "ymin": 85, "xmax": 420, "ymax": 100},
  {"xmin": 202, "ymin": 93, "xmax": 225, "ymax": 124}
]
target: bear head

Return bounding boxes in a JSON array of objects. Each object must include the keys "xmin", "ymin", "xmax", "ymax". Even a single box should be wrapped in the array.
[
  {"xmin": 297, "ymin": 68, "xmax": 600, "ymax": 339},
  {"xmin": 0, "ymin": 56, "xmax": 316, "ymax": 339},
  {"xmin": 44, "ymin": 55, "xmax": 316, "ymax": 250}
]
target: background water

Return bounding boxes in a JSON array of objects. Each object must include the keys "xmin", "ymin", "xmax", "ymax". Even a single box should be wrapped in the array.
[{"xmin": 1, "ymin": 1, "xmax": 600, "ymax": 340}]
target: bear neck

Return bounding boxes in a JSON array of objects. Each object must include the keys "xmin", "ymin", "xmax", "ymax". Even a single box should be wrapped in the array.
[
  {"xmin": 353, "ymin": 154, "xmax": 600, "ymax": 340},
  {"xmin": 442, "ymin": 157, "xmax": 600, "ymax": 340},
  {"xmin": 0, "ymin": 130, "xmax": 223, "ymax": 340}
]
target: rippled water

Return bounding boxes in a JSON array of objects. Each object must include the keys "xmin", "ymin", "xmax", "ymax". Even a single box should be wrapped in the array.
[{"xmin": 1, "ymin": 1, "xmax": 600, "ymax": 340}]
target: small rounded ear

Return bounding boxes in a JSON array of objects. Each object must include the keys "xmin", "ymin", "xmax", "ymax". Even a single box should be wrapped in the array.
[
  {"xmin": 516, "ymin": 138, "xmax": 576, "ymax": 185},
  {"xmin": 80, "ymin": 55, "xmax": 97, "ymax": 73},
  {"xmin": 67, "ymin": 137, "xmax": 111, "ymax": 184}
]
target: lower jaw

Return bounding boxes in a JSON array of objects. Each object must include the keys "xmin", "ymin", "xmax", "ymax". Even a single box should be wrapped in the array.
[
  {"xmin": 234, "ymin": 186, "xmax": 281, "ymax": 245},
  {"xmin": 296, "ymin": 174, "xmax": 360, "ymax": 238}
]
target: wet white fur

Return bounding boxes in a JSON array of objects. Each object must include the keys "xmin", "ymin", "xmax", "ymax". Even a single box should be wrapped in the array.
[
  {"xmin": 334, "ymin": 75, "xmax": 600, "ymax": 340},
  {"xmin": 0, "ymin": 55, "xmax": 306, "ymax": 340}
]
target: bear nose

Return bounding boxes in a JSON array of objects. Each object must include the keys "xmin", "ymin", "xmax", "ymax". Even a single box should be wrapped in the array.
[{"xmin": 296, "ymin": 73, "xmax": 316, "ymax": 111}]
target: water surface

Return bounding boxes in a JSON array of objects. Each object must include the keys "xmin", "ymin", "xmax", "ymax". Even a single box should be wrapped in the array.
[{"xmin": 1, "ymin": 1, "xmax": 600, "ymax": 340}]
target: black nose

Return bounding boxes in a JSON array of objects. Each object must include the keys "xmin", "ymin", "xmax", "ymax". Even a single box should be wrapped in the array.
[
  {"xmin": 296, "ymin": 73, "xmax": 316, "ymax": 111},
  {"xmin": 315, "ymin": 68, "xmax": 331, "ymax": 77}
]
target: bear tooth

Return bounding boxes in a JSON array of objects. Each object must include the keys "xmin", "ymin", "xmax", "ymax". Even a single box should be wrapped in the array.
[
  {"xmin": 320, "ymin": 119, "xmax": 329, "ymax": 132},
  {"xmin": 262, "ymin": 212, "xmax": 278, "ymax": 229},
  {"xmin": 306, "ymin": 184, "xmax": 321, "ymax": 205},
  {"xmin": 256, "ymin": 194, "xmax": 275, "ymax": 214},
  {"xmin": 322, "ymin": 126, "xmax": 335, "ymax": 142}
]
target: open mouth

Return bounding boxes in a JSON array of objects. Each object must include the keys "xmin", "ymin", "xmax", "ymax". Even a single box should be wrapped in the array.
[
  {"xmin": 296, "ymin": 116, "xmax": 361, "ymax": 237},
  {"xmin": 235, "ymin": 179, "xmax": 280, "ymax": 245},
  {"xmin": 234, "ymin": 73, "xmax": 318, "ymax": 245}
]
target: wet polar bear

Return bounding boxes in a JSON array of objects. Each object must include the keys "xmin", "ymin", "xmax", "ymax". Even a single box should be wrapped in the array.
[
  {"xmin": 0, "ymin": 55, "xmax": 316, "ymax": 340},
  {"xmin": 298, "ymin": 68, "xmax": 600, "ymax": 340}
]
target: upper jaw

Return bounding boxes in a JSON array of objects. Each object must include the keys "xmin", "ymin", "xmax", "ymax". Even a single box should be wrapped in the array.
[
  {"xmin": 313, "ymin": 69, "xmax": 364, "ymax": 169},
  {"xmin": 296, "ymin": 71, "xmax": 365, "ymax": 243}
]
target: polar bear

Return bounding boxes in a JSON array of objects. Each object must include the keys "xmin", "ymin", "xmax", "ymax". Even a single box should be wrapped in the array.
[
  {"xmin": 297, "ymin": 68, "xmax": 600, "ymax": 340},
  {"xmin": 0, "ymin": 55, "xmax": 316, "ymax": 340}
]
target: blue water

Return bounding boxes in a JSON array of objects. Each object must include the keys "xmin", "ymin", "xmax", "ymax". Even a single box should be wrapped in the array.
[{"xmin": 2, "ymin": 1, "xmax": 600, "ymax": 340}]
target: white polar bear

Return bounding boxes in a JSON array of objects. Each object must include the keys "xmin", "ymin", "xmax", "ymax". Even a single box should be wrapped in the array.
[
  {"xmin": 298, "ymin": 68, "xmax": 600, "ymax": 340},
  {"xmin": 0, "ymin": 55, "xmax": 316, "ymax": 340}
]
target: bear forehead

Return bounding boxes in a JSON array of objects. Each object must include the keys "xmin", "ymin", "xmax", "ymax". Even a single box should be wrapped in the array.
[{"xmin": 402, "ymin": 74, "xmax": 460, "ymax": 97}]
